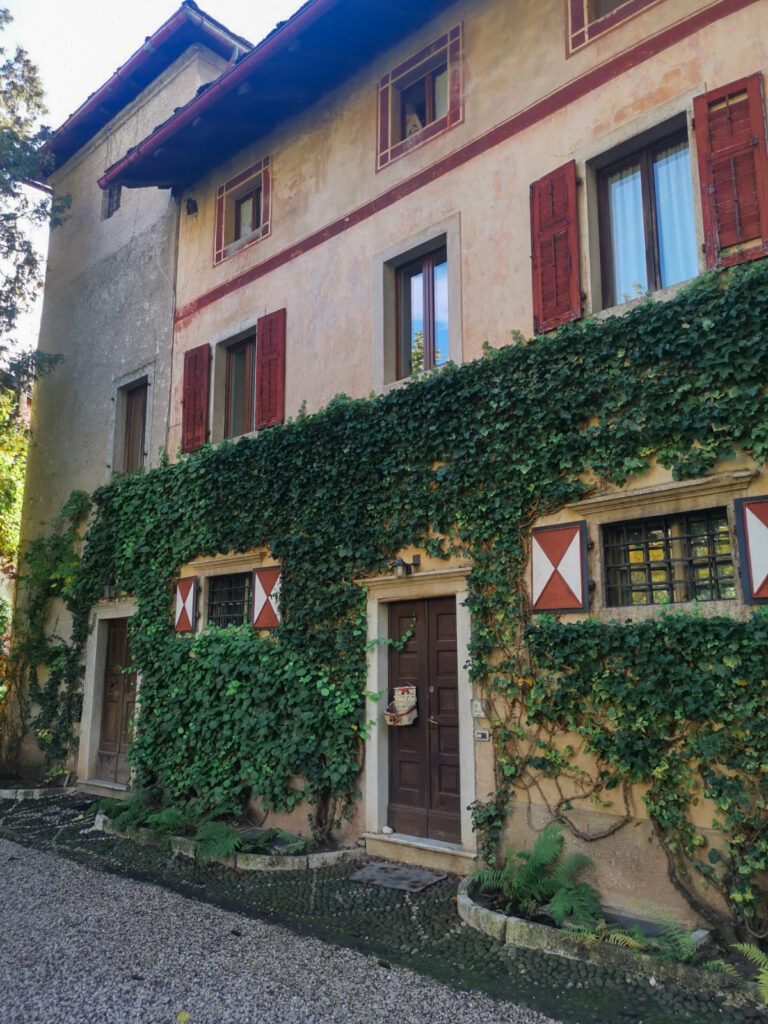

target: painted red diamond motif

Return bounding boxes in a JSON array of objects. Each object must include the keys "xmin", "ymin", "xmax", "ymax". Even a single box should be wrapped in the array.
[
  {"xmin": 531, "ymin": 525, "xmax": 583, "ymax": 611},
  {"xmin": 253, "ymin": 567, "xmax": 281, "ymax": 629},
  {"xmin": 745, "ymin": 501, "xmax": 768, "ymax": 600}
]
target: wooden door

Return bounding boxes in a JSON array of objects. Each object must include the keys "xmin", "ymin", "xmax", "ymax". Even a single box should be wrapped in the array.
[
  {"xmin": 96, "ymin": 619, "xmax": 137, "ymax": 784},
  {"xmin": 388, "ymin": 597, "xmax": 460, "ymax": 842}
]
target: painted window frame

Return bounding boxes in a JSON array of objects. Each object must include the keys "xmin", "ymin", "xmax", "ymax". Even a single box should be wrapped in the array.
[
  {"xmin": 214, "ymin": 156, "xmax": 271, "ymax": 265},
  {"xmin": 377, "ymin": 24, "xmax": 463, "ymax": 171},
  {"xmin": 207, "ymin": 571, "xmax": 254, "ymax": 628},
  {"xmin": 567, "ymin": 0, "xmax": 662, "ymax": 55},
  {"xmin": 396, "ymin": 244, "xmax": 448, "ymax": 379}
]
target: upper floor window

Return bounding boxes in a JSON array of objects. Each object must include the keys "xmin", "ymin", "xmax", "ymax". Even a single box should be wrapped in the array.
[
  {"xmin": 225, "ymin": 335, "xmax": 255, "ymax": 438},
  {"xmin": 377, "ymin": 25, "xmax": 463, "ymax": 171},
  {"xmin": 603, "ymin": 508, "xmax": 735, "ymax": 607},
  {"xmin": 568, "ymin": 0, "xmax": 661, "ymax": 53},
  {"xmin": 397, "ymin": 246, "xmax": 448, "ymax": 378},
  {"xmin": 122, "ymin": 381, "xmax": 147, "ymax": 473},
  {"xmin": 214, "ymin": 156, "xmax": 271, "ymax": 264},
  {"xmin": 597, "ymin": 130, "xmax": 697, "ymax": 307},
  {"xmin": 103, "ymin": 185, "xmax": 121, "ymax": 220}
]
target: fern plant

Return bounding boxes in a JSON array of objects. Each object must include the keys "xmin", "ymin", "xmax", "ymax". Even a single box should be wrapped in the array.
[
  {"xmin": 145, "ymin": 804, "xmax": 189, "ymax": 838},
  {"xmin": 109, "ymin": 792, "xmax": 152, "ymax": 832},
  {"xmin": 194, "ymin": 820, "xmax": 243, "ymax": 866},
  {"xmin": 733, "ymin": 943, "xmax": 768, "ymax": 1003},
  {"xmin": 473, "ymin": 823, "xmax": 600, "ymax": 925},
  {"xmin": 645, "ymin": 908, "xmax": 700, "ymax": 964},
  {"xmin": 565, "ymin": 920, "xmax": 646, "ymax": 951}
]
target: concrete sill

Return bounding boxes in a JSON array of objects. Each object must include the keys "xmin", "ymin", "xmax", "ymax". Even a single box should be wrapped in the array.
[{"xmin": 363, "ymin": 831, "xmax": 477, "ymax": 876}]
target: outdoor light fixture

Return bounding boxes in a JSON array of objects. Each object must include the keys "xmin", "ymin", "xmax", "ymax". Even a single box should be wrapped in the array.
[{"xmin": 391, "ymin": 555, "xmax": 421, "ymax": 578}]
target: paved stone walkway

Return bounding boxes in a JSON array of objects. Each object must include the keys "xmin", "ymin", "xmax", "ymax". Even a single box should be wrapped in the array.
[{"xmin": 0, "ymin": 796, "xmax": 764, "ymax": 1024}]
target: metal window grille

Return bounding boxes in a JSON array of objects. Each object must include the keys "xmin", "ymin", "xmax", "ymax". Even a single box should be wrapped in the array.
[
  {"xmin": 603, "ymin": 508, "xmax": 735, "ymax": 607},
  {"xmin": 207, "ymin": 572, "xmax": 252, "ymax": 627},
  {"xmin": 105, "ymin": 185, "xmax": 122, "ymax": 219}
]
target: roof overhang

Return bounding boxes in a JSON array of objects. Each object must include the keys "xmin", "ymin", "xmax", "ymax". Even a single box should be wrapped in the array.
[
  {"xmin": 46, "ymin": 2, "xmax": 251, "ymax": 173},
  {"xmin": 99, "ymin": 0, "xmax": 457, "ymax": 191}
]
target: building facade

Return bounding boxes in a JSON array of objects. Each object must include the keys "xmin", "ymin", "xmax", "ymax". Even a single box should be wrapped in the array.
[{"xmin": 18, "ymin": 0, "xmax": 768, "ymax": 926}]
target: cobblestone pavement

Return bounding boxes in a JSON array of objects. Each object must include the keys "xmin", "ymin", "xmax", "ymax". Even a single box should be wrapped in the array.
[{"xmin": 0, "ymin": 796, "xmax": 763, "ymax": 1024}]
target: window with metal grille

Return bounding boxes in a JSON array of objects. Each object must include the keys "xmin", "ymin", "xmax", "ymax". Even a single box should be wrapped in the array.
[
  {"xmin": 207, "ymin": 572, "xmax": 252, "ymax": 627},
  {"xmin": 603, "ymin": 508, "xmax": 735, "ymax": 607},
  {"xmin": 104, "ymin": 185, "xmax": 121, "ymax": 219}
]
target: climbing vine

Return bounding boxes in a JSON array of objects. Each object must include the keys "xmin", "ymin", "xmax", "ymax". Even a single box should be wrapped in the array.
[{"xmin": 11, "ymin": 261, "xmax": 768, "ymax": 932}]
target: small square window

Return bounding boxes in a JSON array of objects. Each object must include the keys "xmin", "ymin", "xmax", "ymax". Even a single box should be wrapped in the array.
[
  {"xmin": 568, "ymin": 0, "xmax": 661, "ymax": 53},
  {"xmin": 596, "ymin": 129, "xmax": 697, "ymax": 307},
  {"xmin": 207, "ymin": 572, "xmax": 252, "ymax": 628},
  {"xmin": 397, "ymin": 246, "xmax": 449, "ymax": 378},
  {"xmin": 602, "ymin": 508, "xmax": 735, "ymax": 607},
  {"xmin": 104, "ymin": 185, "xmax": 121, "ymax": 220},
  {"xmin": 214, "ymin": 157, "xmax": 271, "ymax": 264},
  {"xmin": 377, "ymin": 26, "xmax": 463, "ymax": 170}
]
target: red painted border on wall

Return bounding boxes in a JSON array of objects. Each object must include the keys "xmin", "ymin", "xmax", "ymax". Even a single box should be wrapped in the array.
[{"xmin": 175, "ymin": 0, "xmax": 759, "ymax": 326}]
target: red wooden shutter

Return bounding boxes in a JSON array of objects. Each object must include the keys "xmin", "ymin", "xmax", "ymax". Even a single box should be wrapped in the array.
[
  {"xmin": 181, "ymin": 344, "xmax": 210, "ymax": 453},
  {"xmin": 694, "ymin": 73, "xmax": 768, "ymax": 269},
  {"xmin": 174, "ymin": 576, "xmax": 198, "ymax": 632},
  {"xmin": 252, "ymin": 567, "xmax": 281, "ymax": 628},
  {"xmin": 531, "ymin": 521, "xmax": 589, "ymax": 613},
  {"xmin": 734, "ymin": 496, "xmax": 768, "ymax": 603},
  {"xmin": 255, "ymin": 308, "xmax": 286, "ymax": 429},
  {"xmin": 530, "ymin": 160, "xmax": 581, "ymax": 333}
]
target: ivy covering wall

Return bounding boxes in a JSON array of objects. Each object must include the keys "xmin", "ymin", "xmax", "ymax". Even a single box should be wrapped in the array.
[{"xmin": 10, "ymin": 260, "xmax": 768, "ymax": 938}]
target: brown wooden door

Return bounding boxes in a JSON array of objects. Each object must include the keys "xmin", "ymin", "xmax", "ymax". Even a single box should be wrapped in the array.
[
  {"xmin": 388, "ymin": 597, "xmax": 460, "ymax": 842},
  {"xmin": 96, "ymin": 619, "xmax": 137, "ymax": 784}
]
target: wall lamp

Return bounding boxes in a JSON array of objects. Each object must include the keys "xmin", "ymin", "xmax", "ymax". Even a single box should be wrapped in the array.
[{"xmin": 391, "ymin": 555, "xmax": 421, "ymax": 578}]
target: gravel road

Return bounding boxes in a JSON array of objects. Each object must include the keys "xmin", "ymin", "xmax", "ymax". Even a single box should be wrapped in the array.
[{"xmin": 0, "ymin": 837, "xmax": 560, "ymax": 1024}]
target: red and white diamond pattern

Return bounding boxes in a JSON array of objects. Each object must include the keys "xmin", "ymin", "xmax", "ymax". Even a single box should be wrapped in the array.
[
  {"xmin": 174, "ymin": 577, "xmax": 197, "ymax": 632},
  {"xmin": 253, "ymin": 567, "xmax": 281, "ymax": 629},
  {"xmin": 531, "ymin": 523, "xmax": 586, "ymax": 612},
  {"xmin": 743, "ymin": 499, "xmax": 768, "ymax": 600}
]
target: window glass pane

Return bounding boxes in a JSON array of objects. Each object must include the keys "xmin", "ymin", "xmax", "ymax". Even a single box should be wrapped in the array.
[
  {"xmin": 607, "ymin": 163, "xmax": 647, "ymax": 302},
  {"xmin": 433, "ymin": 256, "xmax": 449, "ymax": 367},
  {"xmin": 123, "ymin": 383, "xmax": 147, "ymax": 473},
  {"xmin": 433, "ymin": 66, "xmax": 449, "ymax": 120},
  {"xmin": 653, "ymin": 141, "xmax": 697, "ymax": 288},
  {"xmin": 208, "ymin": 573, "xmax": 252, "ymax": 628},
  {"xmin": 235, "ymin": 196, "xmax": 253, "ymax": 240},
  {"xmin": 401, "ymin": 79, "xmax": 427, "ymax": 138},
  {"xmin": 227, "ymin": 347, "xmax": 248, "ymax": 437},
  {"xmin": 589, "ymin": 0, "xmax": 627, "ymax": 20},
  {"xmin": 405, "ymin": 268, "xmax": 424, "ymax": 374}
]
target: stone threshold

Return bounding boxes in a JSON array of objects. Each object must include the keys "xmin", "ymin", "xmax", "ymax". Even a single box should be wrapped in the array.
[
  {"xmin": 363, "ymin": 831, "xmax": 477, "ymax": 876},
  {"xmin": 0, "ymin": 785, "xmax": 76, "ymax": 802},
  {"xmin": 77, "ymin": 779, "xmax": 129, "ymax": 800},
  {"xmin": 95, "ymin": 814, "xmax": 359, "ymax": 872},
  {"xmin": 456, "ymin": 877, "xmax": 761, "ymax": 1010}
]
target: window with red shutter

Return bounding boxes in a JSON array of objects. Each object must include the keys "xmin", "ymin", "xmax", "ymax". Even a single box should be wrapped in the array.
[
  {"xmin": 255, "ymin": 308, "xmax": 286, "ymax": 430},
  {"xmin": 530, "ymin": 161, "xmax": 581, "ymax": 333},
  {"xmin": 694, "ymin": 73, "xmax": 768, "ymax": 269},
  {"xmin": 181, "ymin": 344, "xmax": 210, "ymax": 453}
]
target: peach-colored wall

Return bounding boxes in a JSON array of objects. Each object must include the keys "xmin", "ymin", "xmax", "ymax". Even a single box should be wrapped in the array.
[{"xmin": 166, "ymin": 0, "xmax": 766, "ymax": 453}]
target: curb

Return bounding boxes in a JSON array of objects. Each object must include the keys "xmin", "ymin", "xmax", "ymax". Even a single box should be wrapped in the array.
[
  {"xmin": 0, "ymin": 787, "xmax": 77, "ymax": 802},
  {"xmin": 456, "ymin": 878, "xmax": 762, "ymax": 1009},
  {"xmin": 95, "ymin": 814, "xmax": 359, "ymax": 871}
]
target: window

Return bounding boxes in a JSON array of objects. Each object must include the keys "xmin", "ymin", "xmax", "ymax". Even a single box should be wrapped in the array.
[
  {"xmin": 397, "ymin": 246, "xmax": 448, "ymax": 378},
  {"xmin": 603, "ymin": 508, "xmax": 735, "ymax": 607},
  {"xmin": 225, "ymin": 336, "xmax": 255, "ymax": 437},
  {"xmin": 207, "ymin": 573, "xmax": 253, "ymax": 628},
  {"xmin": 104, "ymin": 185, "xmax": 121, "ymax": 220},
  {"xmin": 123, "ymin": 381, "xmax": 147, "ymax": 473},
  {"xmin": 568, "ymin": 0, "xmax": 661, "ymax": 53},
  {"xmin": 214, "ymin": 156, "xmax": 271, "ymax": 264},
  {"xmin": 377, "ymin": 25, "xmax": 463, "ymax": 170},
  {"xmin": 597, "ymin": 130, "xmax": 697, "ymax": 307}
]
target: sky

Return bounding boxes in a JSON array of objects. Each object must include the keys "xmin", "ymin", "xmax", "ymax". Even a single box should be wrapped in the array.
[{"xmin": 3, "ymin": 0, "xmax": 303, "ymax": 349}]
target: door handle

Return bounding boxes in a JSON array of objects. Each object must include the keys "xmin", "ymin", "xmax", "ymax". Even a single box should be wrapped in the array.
[{"xmin": 428, "ymin": 716, "xmax": 438, "ymax": 727}]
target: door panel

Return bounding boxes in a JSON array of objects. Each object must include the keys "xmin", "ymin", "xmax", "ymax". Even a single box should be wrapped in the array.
[
  {"xmin": 388, "ymin": 597, "xmax": 460, "ymax": 842},
  {"xmin": 96, "ymin": 619, "xmax": 137, "ymax": 784}
]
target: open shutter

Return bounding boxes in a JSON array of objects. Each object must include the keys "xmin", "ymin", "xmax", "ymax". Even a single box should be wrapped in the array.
[
  {"xmin": 252, "ymin": 567, "xmax": 281, "ymax": 629},
  {"xmin": 530, "ymin": 160, "xmax": 581, "ymax": 333},
  {"xmin": 255, "ymin": 308, "xmax": 286, "ymax": 430},
  {"xmin": 181, "ymin": 344, "xmax": 210, "ymax": 453},
  {"xmin": 694, "ymin": 73, "xmax": 768, "ymax": 269},
  {"xmin": 174, "ymin": 576, "xmax": 198, "ymax": 632},
  {"xmin": 734, "ymin": 496, "xmax": 768, "ymax": 603},
  {"xmin": 531, "ymin": 521, "xmax": 589, "ymax": 613}
]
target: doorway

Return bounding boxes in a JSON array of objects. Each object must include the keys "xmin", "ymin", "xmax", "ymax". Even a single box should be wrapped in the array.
[
  {"xmin": 95, "ymin": 618, "xmax": 136, "ymax": 784},
  {"xmin": 388, "ymin": 597, "xmax": 460, "ymax": 842}
]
